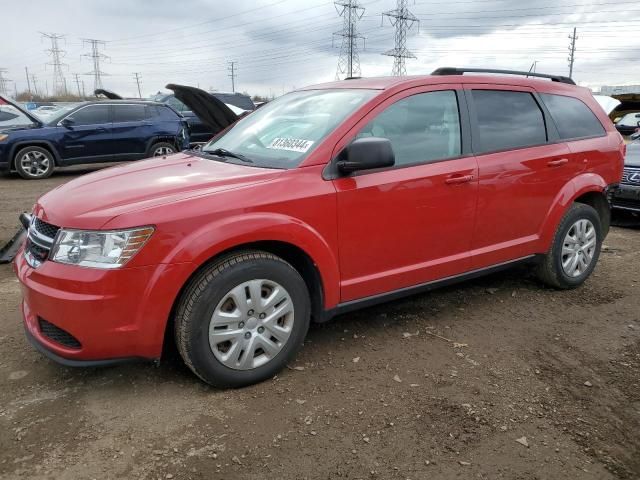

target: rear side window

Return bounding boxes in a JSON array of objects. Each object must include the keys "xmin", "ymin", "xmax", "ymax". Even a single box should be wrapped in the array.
[
  {"xmin": 153, "ymin": 105, "xmax": 180, "ymax": 120},
  {"xmin": 113, "ymin": 104, "xmax": 148, "ymax": 123},
  {"xmin": 540, "ymin": 93, "xmax": 605, "ymax": 140},
  {"xmin": 166, "ymin": 96, "xmax": 189, "ymax": 112},
  {"xmin": 472, "ymin": 90, "xmax": 547, "ymax": 153},
  {"xmin": 356, "ymin": 90, "xmax": 462, "ymax": 167},
  {"xmin": 67, "ymin": 105, "xmax": 111, "ymax": 125}
]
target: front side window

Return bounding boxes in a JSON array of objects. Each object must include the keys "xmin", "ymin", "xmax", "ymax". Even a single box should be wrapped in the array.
[
  {"xmin": 472, "ymin": 90, "xmax": 547, "ymax": 153},
  {"xmin": 356, "ymin": 90, "xmax": 461, "ymax": 167},
  {"xmin": 202, "ymin": 89, "xmax": 376, "ymax": 169},
  {"xmin": 66, "ymin": 105, "xmax": 111, "ymax": 126},
  {"xmin": 540, "ymin": 93, "xmax": 605, "ymax": 140},
  {"xmin": 113, "ymin": 105, "xmax": 148, "ymax": 123}
]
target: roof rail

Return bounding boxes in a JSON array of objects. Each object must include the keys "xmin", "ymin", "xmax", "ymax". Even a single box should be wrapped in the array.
[{"xmin": 431, "ymin": 67, "xmax": 576, "ymax": 85}]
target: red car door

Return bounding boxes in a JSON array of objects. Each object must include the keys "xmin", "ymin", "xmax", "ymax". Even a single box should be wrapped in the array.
[
  {"xmin": 464, "ymin": 85, "xmax": 578, "ymax": 269},
  {"xmin": 332, "ymin": 86, "xmax": 478, "ymax": 302}
]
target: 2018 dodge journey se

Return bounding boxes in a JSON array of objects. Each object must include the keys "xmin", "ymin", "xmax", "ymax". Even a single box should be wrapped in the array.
[{"xmin": 14, "ymin": 68, "xmax": 624, "ymax": 387}]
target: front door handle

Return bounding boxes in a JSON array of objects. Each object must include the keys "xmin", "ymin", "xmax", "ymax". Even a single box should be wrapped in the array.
[
  {"xmin": 445, "ymin": 174, "xmax": 474, "ymax": 185},
  {"xmin": 547, "ymin": 158, "xmax": 569, "ymax": 167}
]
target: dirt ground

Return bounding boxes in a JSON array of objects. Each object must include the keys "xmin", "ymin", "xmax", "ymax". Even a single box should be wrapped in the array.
[{"xmin": 0, "ymin": 166, "xmax": 639, "ymax": 480}]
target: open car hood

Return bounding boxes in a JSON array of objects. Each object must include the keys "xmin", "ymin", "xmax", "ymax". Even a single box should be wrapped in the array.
[
  {"xmin": 166, "ymin": 83, "xmax": 238, "ymax": 132},
  {"xmin": 0, "ymin": 94, "xmax": 42, "ymax": 127},
  {"xmin": 94, "ymin": 88, "xmax": 123, "ymax": 100}
]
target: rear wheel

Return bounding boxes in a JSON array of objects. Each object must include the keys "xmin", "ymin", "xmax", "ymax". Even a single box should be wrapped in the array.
[
  {"xmin": 174, "ymin": 251, "xmax": 310, "ymax": 388},
  {"xmin": 148, "ymin": 142, "xmax": 176, "ymax": 157},
  {"xmin": 536, "ymin": 203, "xmax": 602, "ymax": 289},
  {"xmin": 14, "ymin": 146, "xmax": 54, "ymax": 179}
]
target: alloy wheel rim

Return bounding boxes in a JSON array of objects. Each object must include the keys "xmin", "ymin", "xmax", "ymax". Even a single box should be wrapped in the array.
[
  {"xmin": 209, "ymin": 279, "xmax": 295, "ymax": 370},
  {"xmin": 20, "ymin": 151, "xmax": 50, "ymax": 177},
  {"xmin": 153, "ymin": 146, "xmax": 174, "ymax": 156},
  {"xmin": 561, "ymin": 219, "xmax": 596, "ymax": 278}
]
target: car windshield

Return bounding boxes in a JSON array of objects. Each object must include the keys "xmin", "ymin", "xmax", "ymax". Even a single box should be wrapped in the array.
[{"xmin": 201, "ymin": 89, "xmax": 376, "ymax": 169}]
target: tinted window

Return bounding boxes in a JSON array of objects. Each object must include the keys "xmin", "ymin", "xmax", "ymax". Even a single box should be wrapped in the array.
[
  {"xmin": 357, "ymin": 90, "xmax": 461, "ymax": 167},
  {"xmin": 166, "ymin": 96, "xmax": 189, "ymax": 112},
  {"xmin": 67, "ymin": 105, "xmax": 110, "ymax": 125},
  {"xmin": 472, "ymin": 90, "xmax": 546, "ymax": 153},
  {"xmin": 213, "ymin": 93, "xmax": 255, "ymax": 111},
  {"xmin": 541, "ymin": 93, "xmax": 605, "ymax": 139},
  {"xmin": 153, "ymin": 105, "xmax": 180, "ymax": 120},
  {"xmin": 113, "ymin": 104, "xmax": 148, "ymax": 123}
]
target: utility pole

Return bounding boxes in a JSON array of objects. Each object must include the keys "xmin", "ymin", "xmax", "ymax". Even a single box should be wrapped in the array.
[
  {"xmin": 73, "ymin": 73, "xmax": 82, "ymax": 97},
  {"xmin": 382, "ymin": 0, "xmax": 419, "ymax": 76},
  {"xmin": 82, "ymin": 39, "xmax": 109, "ymax": 91},
  {"xmin": 41, "ymin": 32, "xmax": 68, "ymax": 96},
  {"xmin": 334, "ymin": 0, "xmax": 365, "ymax": 79},
  {"xmin": 0, "ymin": 69, "xmax": 11, "ymax": 96},
  {"xmin": 568, "ymin": 27, "xmax": 577, "ymax": 78},
  {"xmin": 81, "ymin": 79, "xmax": 86, "ymax": 98},
  {"xmin": 25, "ymin": 67, "xmax": 32, "ymax": 98},
  {"xmin": 527, "ymin": 61, "xmax": 538, "ymax": 76},
  {"xmin": 31, "ymin": 74, "xmax": 39, "ymax": 97},
  {"xmin": 133, "ymin": 72, "xmax": 142, "ymax": 98},
  {"xmin": 227, "ymin": 61, "xmax": 237, "ymax": 92}
]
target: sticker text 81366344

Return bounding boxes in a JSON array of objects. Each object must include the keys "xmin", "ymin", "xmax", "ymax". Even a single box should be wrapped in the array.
[{"xmin": 267, "ymin": 137, "xmax": 314, "ymax": 153}]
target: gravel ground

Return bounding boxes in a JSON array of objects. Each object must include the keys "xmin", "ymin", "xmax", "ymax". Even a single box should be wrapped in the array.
[{"xmin": 1, "ymin": 167, "xmax": 639, "ymax": 480}]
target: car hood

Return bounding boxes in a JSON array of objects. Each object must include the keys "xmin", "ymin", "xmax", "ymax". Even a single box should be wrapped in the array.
[
  {"xmin": 0, "ymin": 94, "xmax": 42, "ymax": 127},
  {"xmin": 625, "ymin": 142, "xmax": 640, "ymax": 168},
  {"xmin": 166, "ymin": 84, "xmax": 238, "ymax": 132},
  {"xmin": 34, "ymin": 151, "xmax": 283, "ymax": 228}
]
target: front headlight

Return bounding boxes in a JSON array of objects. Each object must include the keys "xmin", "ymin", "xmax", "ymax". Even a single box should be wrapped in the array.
[
  {"xmin": 50, "ymin": 226, "xmax": 154, "ymax": 269},
  {"xmin": 0, "ymin": 134, "xmax": 9, "ymax": 142}
]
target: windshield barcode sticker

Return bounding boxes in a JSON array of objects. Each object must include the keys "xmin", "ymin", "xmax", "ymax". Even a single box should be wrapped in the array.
[{"xmin": 268, "ymin": 138, "xmax": 314, "ymax": 153}]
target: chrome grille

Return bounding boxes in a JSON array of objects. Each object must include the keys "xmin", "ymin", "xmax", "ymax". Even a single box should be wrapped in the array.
[
  {"xmin": 24, "ymin": 216, "xmax": 59, "ymax": 268},
  {"xmin": 621, "ymin": 166, "xmax": 640, "ymax": 186}
]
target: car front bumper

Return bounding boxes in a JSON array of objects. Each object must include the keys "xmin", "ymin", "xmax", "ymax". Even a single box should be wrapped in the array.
[
  {"xmin": 14, "ymin": 249, "xmax": 194, "ymax": 364},
  {"xmin": 611, "ymin": 183, "xmax": 640, "ymax": 212}
]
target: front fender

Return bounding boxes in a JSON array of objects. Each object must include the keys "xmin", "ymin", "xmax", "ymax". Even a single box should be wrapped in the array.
[
  {"xmin": 163, "ymin": 212, "xmax": 341, "ymax": 309},
  {"xmin": 538, "ymin": 173, "xmax": 607, "ymax": 251}
]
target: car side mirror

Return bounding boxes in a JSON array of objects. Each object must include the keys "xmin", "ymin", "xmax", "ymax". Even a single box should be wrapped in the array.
[
  {"xmin": 337, "ymin": 137, "xmax": 395, "ymax": 175},
  {"xmin": 60, "ymin": 117, "xmax": 75, "ymax": 128}
]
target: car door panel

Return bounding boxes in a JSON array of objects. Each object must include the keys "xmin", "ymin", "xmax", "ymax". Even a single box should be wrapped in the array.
[
  {"xmin": 111, "ymin": 104, "xmax": 152, "ymax": 155},
  {"xmin": 331, "ymin": 85, "xmax": 478, "ymax": 302},
  {"xmin": 58, "ymin": 105, "xmax": 113, "ymax": 160},
  {"xmin": 464, "ymin": 85, "xmax": 579, "ymax": 269}
]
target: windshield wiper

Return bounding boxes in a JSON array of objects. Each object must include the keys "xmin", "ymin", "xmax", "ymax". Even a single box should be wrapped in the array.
[{"xmin": 206, "ymin": 147, "xmax": 254, "ymax": 163}]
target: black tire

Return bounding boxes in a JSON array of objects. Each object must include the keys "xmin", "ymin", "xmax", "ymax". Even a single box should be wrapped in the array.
[
  {"xmin": 174, "ymin": 251, "xmax": 311, "ymax": 388},
  {"xmin": 536, "ymin": 203, "xmax": 602, "ymax": 289},
  {"xmin": 14, "ymin": 146, "xmax": 55, "ymax": 180},
  {"xmin": 147, "ymin": 142, "xmax": 176, "ymax": 158}
]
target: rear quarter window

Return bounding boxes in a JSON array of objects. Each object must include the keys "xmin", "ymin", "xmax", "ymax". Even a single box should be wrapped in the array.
[{"xmin": 540, "ymin": 93, "xmax": 605, "ymax": 140}]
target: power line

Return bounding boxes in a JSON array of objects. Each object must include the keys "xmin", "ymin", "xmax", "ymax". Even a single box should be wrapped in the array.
[
  {"xmin": 82, "ymin": 39, "xmax": 109, "ymax": 91},
  {"xmin": 568, "ymin": 27, "xmax": 578, "ymax": 78},
  {"xmin": 133, "ymin": 72, "xmax": 142, "ymax": 98},
  {"xmin": 334, "ymin": 0, "xmax": 366, "ymax": 79},
  {"xmin": 41, "ymin": 32, "xmax": 68, "ymax": 96},
  {"xmin": 228, "ymin": 61, "xmax": 237, "ymax": 92},
  {"xmin": 382, "ymin": 0, "xmax": 419, "ymax": 76}
]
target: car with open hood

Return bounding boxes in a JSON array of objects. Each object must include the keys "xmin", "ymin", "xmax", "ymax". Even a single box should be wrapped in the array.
[
  {"xmin": 0, "ymin": 95, "xmax": 190, "ymax": 179},
  {"xmin": 611, "ymin": 140, "xmax": 640, "ymax": 215},
  {"xmin": 13, "ymin": 68, "xmax": 623, "ymax": 388}
]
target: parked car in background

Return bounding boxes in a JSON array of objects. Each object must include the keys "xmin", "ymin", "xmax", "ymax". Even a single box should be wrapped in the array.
[
  {"xmin": 152, "ymin": 89, "xmax": 253, "ymax": 143},
  {"xmin": 611, "ymin": 141, "xmax": 640, "ymax": 215},
  {"xmin": 614, "ymin": 112, "xmax": 640, "ymax": 136},
  {"xmin": 0, "ymin": 96, "xmax": 189, "ymax": 179},
  {"xmin": 13, "ymin": 68, "xmax": 623, "ymax": 387}
]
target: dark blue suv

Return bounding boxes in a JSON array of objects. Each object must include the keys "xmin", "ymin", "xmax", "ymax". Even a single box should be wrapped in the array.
[{"xmin": 0, "ymin": 97, "xmax": 189, "ymax": 179}]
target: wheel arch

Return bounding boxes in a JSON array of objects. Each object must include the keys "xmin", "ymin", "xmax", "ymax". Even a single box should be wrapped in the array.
[{"xmin": 9, "ymin": 140, "xmax": 61, "ymax": 170}]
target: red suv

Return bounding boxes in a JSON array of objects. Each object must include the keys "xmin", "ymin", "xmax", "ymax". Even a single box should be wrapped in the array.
[{"xmin": 14, "ymin": 68, "xmax": 624, "ymax": 387}]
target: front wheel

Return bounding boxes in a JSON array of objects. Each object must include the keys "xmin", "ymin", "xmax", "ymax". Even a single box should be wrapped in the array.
[
  {"xmin": 174, "ymin": 251, "xmax": 310, "ymax": 388},
  {"xmin": 14, "ymin": 146, "xmax": 55, "ymax": 179},
  {"xmin": 536, "ymin": 203, "xmax": 602, "ymax": 289}
]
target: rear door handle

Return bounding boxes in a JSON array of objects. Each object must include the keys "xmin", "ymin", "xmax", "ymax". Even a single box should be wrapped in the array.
[
  {"xmin": 547, "ymin": 158, "xmax": 569, "ymax": 167},
  {"xmin": 445, "ymin": 174, "xmax": 475, "ymax": 185}
]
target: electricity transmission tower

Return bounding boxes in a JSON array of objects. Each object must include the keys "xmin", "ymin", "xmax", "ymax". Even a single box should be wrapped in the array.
[
  {"xmin": 227, "ymin": 61, "xmax": 237, "ymax": 92},
  {"xmin": 133, "ymin": 72, "xmax": 142, "ymax": 98},
  {"xmin": 0, "ymin": 69, "xmax": 11, "ymax": 96},
  {"xmin": 382, "ymin": 0, "xmax": 419, "ymax": 76},
  {"xmin": 334, "ymin": 0, "xmax": 365, "ymax": 79},
  {"xmin": 568, "ymin": 27, "xmax": 578, "ymax": 78},
  {"xmin": 41, "ymin": 32, "xmax": 68, "ymax": 95},
  {"xmin": 82, "ymin": 39, "xmax": 109, "ymax": 91}
]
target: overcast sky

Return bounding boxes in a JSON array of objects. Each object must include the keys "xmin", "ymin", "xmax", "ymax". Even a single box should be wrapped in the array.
[{"xmin": 1, "ymin": 0, "xmax": 639, "ymax": 98}]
